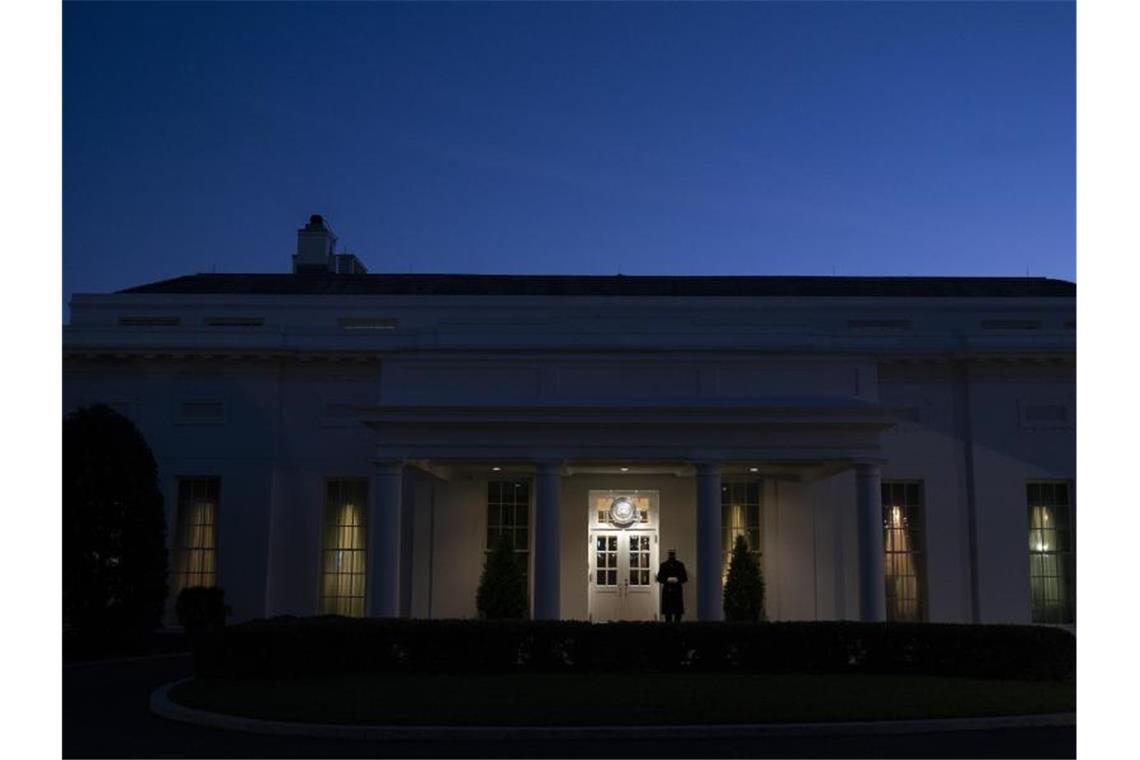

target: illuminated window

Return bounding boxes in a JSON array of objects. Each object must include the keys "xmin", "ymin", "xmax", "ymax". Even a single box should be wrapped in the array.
[
  {"xmin": 593, "ymin": 494, "xmax": 650, "ymax": 526},
  {"xmin": 174, "ymin": 478, "xmax": 219, "ymax": 592},
  {"xmin": 721, "ymin": 481, "xmax": 762, "ymax": 583},
  {"xmin": 629, "ymin": 534, "xmax": 651, "ymax": 586},
  {"xmin": 881, "ymin": 482, "xmax": 926, "ymax": 622},
  {"xmin": 595, "ymin": 535, "xmax": 618, "ymax": 586},
  {"xmin": 487, "ymin": 480, "xmax": 530, "ymax": 586},
  {"xmin": 319, "ymin": 479, "xmax": 368, "ymax": 617},
  {"xmin": 1028, "ymin": 482, "xmax": 1074, "ymax": 624}
]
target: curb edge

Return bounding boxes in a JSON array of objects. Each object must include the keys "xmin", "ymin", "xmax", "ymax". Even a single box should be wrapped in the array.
[{"xmin": 150, "ymin": 678, "xmax": 1076, "ymax": 741}]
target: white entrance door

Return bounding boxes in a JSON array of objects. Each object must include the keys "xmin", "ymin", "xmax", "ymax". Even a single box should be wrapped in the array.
[
  {"xmin": 590, "ymin": 530, "xmax": 658, "ymax": 621},
  {"xmin": 588, "ymin": 490, "xmax": 660, "ymax": 622}
]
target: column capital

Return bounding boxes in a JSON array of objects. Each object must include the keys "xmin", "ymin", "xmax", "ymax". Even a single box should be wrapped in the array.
[
  {"xmin": 853, "ymin": 460, "xmax": 885, "ymax": 477},
  {"xmin": 372, "ymin": 459, "xmax": 405, "ymax": 475},
  {"xmin": 692, "ymin": 460, "xmax": 723, "ymax": 475},
  {"xmin": 533, "ymin": 460, "xmax": 565, "ymax": 477}
]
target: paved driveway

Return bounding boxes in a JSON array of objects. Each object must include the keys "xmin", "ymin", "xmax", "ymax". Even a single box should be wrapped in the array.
[{"xmin": 63, "ymin": 654, "xmax": 1075, "ymax": 758}]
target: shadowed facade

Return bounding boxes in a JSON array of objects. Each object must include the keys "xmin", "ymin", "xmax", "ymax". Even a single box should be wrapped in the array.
[{"xmin": 63, "ymin": 216, "xmax": 1076, "ymax": 627}]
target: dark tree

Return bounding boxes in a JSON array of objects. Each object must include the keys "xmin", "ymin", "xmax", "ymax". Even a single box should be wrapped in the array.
[
  {"xmin": 63, "ymin": 404, "xmax": 168, "ymax": 638},
  {"xmin": 476, "ymin": 535, "xmax": 528, "ymax": 620},
  {"xmin": 723, "ymin": 534, "xmax": 765, "ymax": 622}
]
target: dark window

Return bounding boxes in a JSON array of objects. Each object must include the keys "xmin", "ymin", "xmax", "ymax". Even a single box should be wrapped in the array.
[
  {"xmin": 981, "ymin": 319, "xmax": 1042, "ymax": 330},
  {"xmin": 847, "ymin": 319, "xmax": 912, "ymax": 329},
  {"xmin": 337, "ymin": 317, "xmax": 398, "ymax": 330},
  {"xmin": 487, "ymin": 481, "xmax": 531, "ymax": 587},
  {"xmin": 205, "ymin": 316, "xmax": 264, "ymax": 327},
  {"xmin": 119, "ymin": 316, "xmax": 180, "ymax": 326}
]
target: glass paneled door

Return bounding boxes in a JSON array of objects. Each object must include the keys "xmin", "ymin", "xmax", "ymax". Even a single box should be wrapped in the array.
[
  {"xmin": 590, "ymin": 531, "xmax": 658, "ymax": 621},
  {"xmin": 588, "ymin": 490, "xmax": 659, "ymax": 622}
]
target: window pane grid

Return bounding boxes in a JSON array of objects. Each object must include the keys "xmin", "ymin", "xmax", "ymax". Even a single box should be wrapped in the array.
[
  {"xmin": 174, "ymin": 478, "xmax": 219, "ymax": 593},
  {"xmin": 1028, "ymin": 482, "xmax": 1074, "ymax": 624},
  {"xmin": 629, "ymin": 535, "xmax": 651, "ymax": 586},
  {"xmin": 487, "ymin": 480, "xmax": 531, "ymax": 586},
  {"xmin": 320, "ymin": 479, "xmax": 368, "ymax": 617},
  {"xmin": 721, "ymin": 481, "xmax": 763, "ymax": 584},
  {"xmin": 881, "ymin": 481, "xmax": 926, "ymax": 622},
  {"xmin": 596, "ymin": 535, "xmax": 618, "ymax": 586}
]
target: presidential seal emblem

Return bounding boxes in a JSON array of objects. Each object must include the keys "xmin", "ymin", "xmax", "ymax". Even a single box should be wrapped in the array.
[{"xmin": 608, "ymin": 496, "xmax": 638, "ymax": 527}]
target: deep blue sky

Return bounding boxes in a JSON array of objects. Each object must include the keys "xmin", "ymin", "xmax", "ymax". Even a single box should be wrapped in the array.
[{"xmin": 64, "ymin": 1, "xmax": 1074, "ymax": 308}]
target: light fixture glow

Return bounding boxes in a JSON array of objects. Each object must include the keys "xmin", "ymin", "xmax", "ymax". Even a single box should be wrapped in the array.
[
  {"xmin": 620, "ymin": 467, "xmax": 629, "ymax": 472},
  {"xmin": 749, "ymin": 467, "xmax": 759, "ymax": 473},
  {"xmin": 491, "ymin": 466, "xmax": 501, "ymax": 472}
]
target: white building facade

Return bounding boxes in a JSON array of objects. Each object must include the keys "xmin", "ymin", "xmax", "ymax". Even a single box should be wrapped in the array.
[{"xmin": 63, "ymin": 218, "xmax": 1076, "ymax": 627}]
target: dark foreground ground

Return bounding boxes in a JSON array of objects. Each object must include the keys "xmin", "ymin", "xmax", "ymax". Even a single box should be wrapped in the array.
[
  {"xmin": 64, "ymin": 654, "xmax": 1076, "ymax": 759},
  {"xmin": 174, "ymin": 671, "xmax": 1074, "ymax": 725}
]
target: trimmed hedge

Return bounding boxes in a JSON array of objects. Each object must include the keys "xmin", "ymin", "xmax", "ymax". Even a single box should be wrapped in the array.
[
  {"xmin": 194, "ymin": 618, "xmax": 1074, "ymax": 681},
  {"xmin": 176, "ymin": 587, "xmax": 228, "ymax": 633}
]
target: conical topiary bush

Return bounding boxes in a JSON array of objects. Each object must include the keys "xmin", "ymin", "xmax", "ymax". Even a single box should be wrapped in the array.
[
  {"xmin": 476, "ymin": 534, "xmax": 529, "ymax": 619},
  {"xmin": 723, "ymin": 534, "xmax": 765, "ymax": 622}
]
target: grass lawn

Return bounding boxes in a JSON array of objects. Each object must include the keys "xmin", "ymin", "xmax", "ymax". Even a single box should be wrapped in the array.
[{"xmin": 170, "ymin": 672, "xmax": 1075, "ymax": 726}]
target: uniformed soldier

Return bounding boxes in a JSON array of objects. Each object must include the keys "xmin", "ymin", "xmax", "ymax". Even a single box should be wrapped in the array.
[{"xmin": 655, "ymin": 548, "xmax": 688, "ymax": 622}]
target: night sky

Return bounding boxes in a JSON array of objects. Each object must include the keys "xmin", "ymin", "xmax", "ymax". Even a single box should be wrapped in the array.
[{"xmin": 63, "ymin": 1, "xmax": 1075, "ymax": 310}]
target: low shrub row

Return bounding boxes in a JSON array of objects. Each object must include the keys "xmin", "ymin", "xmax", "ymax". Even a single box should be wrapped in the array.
[{"xmin": 193, "ymin": 617, "xmax": 1075, "ymax": 681}]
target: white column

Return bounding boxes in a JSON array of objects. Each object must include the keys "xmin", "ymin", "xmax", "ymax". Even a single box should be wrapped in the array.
[
  {"xmin": 855, "ymin": 463, "xmax": 887, "ymax": 622},
  {"xmin": 532, "ymin": 461, "xmax": 562, "ymax": 620},
  {"xmin": 695, "ymin": 461, "xmax": 724, "ymax": 621},
  {"xmin": 369, "ymin": 460, "xmax": 404, "ymax": 618}
]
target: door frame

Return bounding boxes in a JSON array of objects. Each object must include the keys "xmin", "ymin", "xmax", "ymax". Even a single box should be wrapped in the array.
[{"xmin": 587, "ymin": 489, "xmax": 660, "ymax": 622}]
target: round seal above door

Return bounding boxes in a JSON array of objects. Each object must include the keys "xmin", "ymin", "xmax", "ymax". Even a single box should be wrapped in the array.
[{"xmin": 608, "ymin": 496, "xmax": 638, "ymax": 527}]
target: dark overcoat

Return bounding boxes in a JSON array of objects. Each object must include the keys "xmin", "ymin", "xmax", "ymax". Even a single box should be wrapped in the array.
[{"xmin": 655, "ymin": 558, "xmax": 688, "ymax": 616}]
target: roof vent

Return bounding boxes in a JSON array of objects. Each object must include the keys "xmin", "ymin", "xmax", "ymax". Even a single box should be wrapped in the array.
[{"xmin": 292, "ymin": 214, "xmax": 368, "ymax": 274}]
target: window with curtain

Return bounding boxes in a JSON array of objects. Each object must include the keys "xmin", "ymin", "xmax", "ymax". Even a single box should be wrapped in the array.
[
  {"xmin": 721, "ymin": 481, "xmax": 762, "ymax": 584},
  {"xmin": 1028, "ymin": 482, "xmax": 1074, "ymax": 624},
  {"xmin": 174, "ymin": 477, "xmax": 220, "ymax": 593},
  {"xmin": 881, "ymin": 481, "xmax": 926, "ymax": 622},
  {"xmin": 319, "ymin": 478, "xmax": 368, "ymax": 617},
  {"xmin": 487, "ymin": 480, "xmax": 530, "ymax": 586}
]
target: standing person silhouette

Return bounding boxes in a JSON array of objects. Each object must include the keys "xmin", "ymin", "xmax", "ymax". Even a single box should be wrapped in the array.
[{"xmin": 656, "ymin": 548, "xmax": 688, "ymax": 623}]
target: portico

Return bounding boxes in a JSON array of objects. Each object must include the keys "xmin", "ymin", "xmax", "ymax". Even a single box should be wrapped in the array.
[{"xmin": 361, "ymin": 399, "xmax": 896, "ymax": 622}]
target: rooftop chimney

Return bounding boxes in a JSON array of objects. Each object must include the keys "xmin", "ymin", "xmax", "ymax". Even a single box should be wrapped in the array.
[
  {"xmin": 292, "ymin": 214, "xmax": 369, "ymax": 274},
  {"xmin": 293, "ymin": 214, "xmax": 336, "ymax": 273}
]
